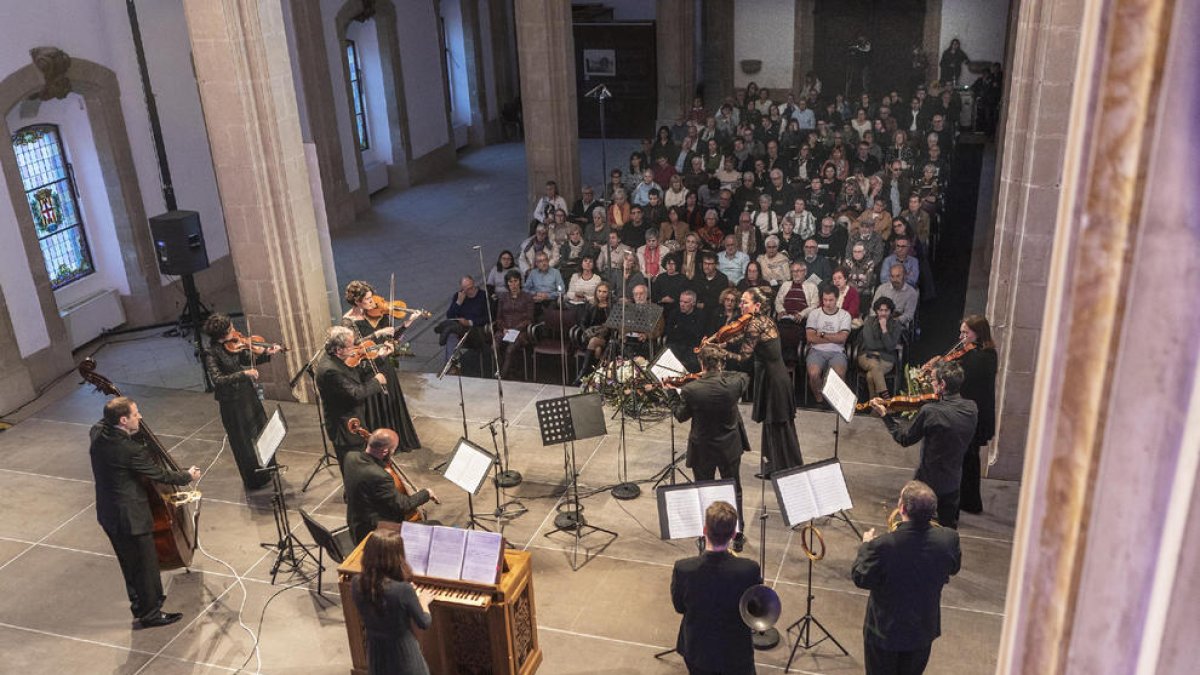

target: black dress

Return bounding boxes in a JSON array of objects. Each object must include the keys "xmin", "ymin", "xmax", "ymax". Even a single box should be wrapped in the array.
[
  {"xmin": 204, "ymin": 344, "xmax": 273, "ymax": 489},
  {"xmin": 729, "ymin": 314, "xmax": 804, "ymax": 473},
  {"xmin": 350, "ymin": 576, "xmax": 432, "ymax": 675},
  {"xmin": 958, "ymin": 346, "xmax": 997, "ymax": 513},
  {"xmin": 343, "ymin": 316, "xmax": 421, "ymax": 452}
]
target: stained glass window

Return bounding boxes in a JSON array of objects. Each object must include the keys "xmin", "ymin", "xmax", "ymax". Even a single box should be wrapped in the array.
[
  {"xmin": 11, "ymin": 125, "xmax": 94, "ymax": 289},
  {"xmin": 346, "ymin": 40, "xmax": 369, "ymax": 151}
]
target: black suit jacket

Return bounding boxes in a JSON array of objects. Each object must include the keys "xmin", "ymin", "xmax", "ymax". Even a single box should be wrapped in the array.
[
  {"xmin": 852, "ymin": 521, "xmax": 961, "ymax": 651},
  {"xmin": 89, "ymin": 422, "xmax": 192, "ymax": 536},
  {"xmin": 671, "ymin": 371, "xmax": 751, "ymax": 469},
  {"xmin": 315, "ymin": 353, "xmax": 383, "ymax": 450},
  {"xmin": 671, "ymin": 550, "xmax": 761, "ymax": 673},
  {"xmin": 343, "ymin": 451, "xmax": 431, "ymax": 543}
]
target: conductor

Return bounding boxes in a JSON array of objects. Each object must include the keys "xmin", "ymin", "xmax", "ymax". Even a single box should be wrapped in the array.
[
  {"xmin": 671, "ymin": 501, "xmax": 761, "ymax": 675},
  {"xmin": 666, "ymin": 343, "xmax": 751, "ymax": 551}
]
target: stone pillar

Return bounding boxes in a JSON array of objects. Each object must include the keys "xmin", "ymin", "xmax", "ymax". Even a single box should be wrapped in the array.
[
  {"xmin": 514, "ymin": 0, "xmax": 579, "ymax": 206},
  {"xmin": 995, "ymin": 0, "xmax": 1199, "ymax": 673},
  {"xmin": 791, "ymin": 0, "xmax": 814, "ymax": 94},
  {"xmin": 701, "ymin": 0, "xmax": 734, "ymax": 106},
  {"xmin": 461, "ymin": 0, "xmax": 492, "ymax": 146},
  {"xmin": 181, "ymin": 0, "xmax": 335, "ymax": 402},
  {"xmin": 921, "ymin": 0, "xmax": 942, "ymax": 85},
  {"xmin": 656, "ymin": 0, "xmax": 696, "ymax": 125}
]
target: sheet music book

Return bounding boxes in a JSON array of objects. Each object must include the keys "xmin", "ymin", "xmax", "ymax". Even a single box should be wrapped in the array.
[
  {"xmin": 425, "ymin": 526, "xmax": 469, "ymax": 579},
  {"xmin": 771, "ymin": 459, "xmax": 854, "ymax": 528},
  {"xmin": 401, "ymin": 522, "xmax": 503, "ymax": 584},
  {"xmin": 650, "ymin": 348, "xmax": 688, "ymax": 382},
  {"xmin": 822, "ymin": 370, "xmax": 857, "ymax": 424},
  {"xmin": 460, "ymin": 530, "xmax": 504, "ymax": 584},
  {"xmin": 655, "ymin": 479, "xmax": 739, "ymax": 540},
  {"xmin": 400, "ymin": 521, "xmax": 434, "ymax": 576},
  {"xmin": 444, "ymin": 437, "xmax": 496, "ymax": 495},
  {"xmin": 253, "ymin": 406, "xmax": 287, "ymax": 467}
]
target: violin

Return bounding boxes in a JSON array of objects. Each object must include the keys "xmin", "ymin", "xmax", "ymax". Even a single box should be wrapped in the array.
[
  {"xmin": 347, "ymin": 419, "xmax": 437, "ymax": 522},
  {"xmin": 856, "ymin": 393, "xmax": 940, "ymax": 413},
  {"xmin": 661, "ymin": 373, "xmax": 702, "ymax": 387},
  {"xmin": 364, "ymin": 294, "xmax": 432, "ymax": 322},
  {"xmin": 697, "ymin": 313, "xmax": 753, "ymax": 352},
  {"xmin": 343, "ymin": 339, "xmax": 391, "ymax": 368},
  {"xmin": 923, "ymin": 339, "xmax": 977, "ymax": 374},
  {"xmin": 222, "ymin": 329, "xmax": 288, "ymax": 355}
]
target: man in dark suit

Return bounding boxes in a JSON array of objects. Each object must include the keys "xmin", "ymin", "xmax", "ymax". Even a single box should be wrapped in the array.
[
  {"xmin": 89, "ymin": 397, "xmax": 201, "ymax": 628},
  {"xmin": 671, "ymin": 501, "xmax": 761, "ymax": 675},
  {"xmin": 315, "ymin": 326, "xmax": 386, "ymax": 469},
  {"xmin": 344, "ymin": 428, "xmax": 438, "ymax": 543},
  {"xmin": 667, "ymin": 344, "xmax": 751, "ymax": 549},
  {"xmin": 852, "ymin": 480, "xmax": 961, "ymax": 675}
]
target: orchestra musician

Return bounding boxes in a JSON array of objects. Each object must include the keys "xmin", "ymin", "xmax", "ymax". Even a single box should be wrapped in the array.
[
  {"xmin": 315, "ymin": 326, "xmax": 386, "ymax": 469},
  {"xmin": 350, "ymin": 529, "xmax": 435, "ymax": 675},
  {"xmin": 89, "ymin": 396, "xmax": 201, "ymax": 628},
  {"xmin": 344, "ymin": 428, "xmax": 438, "ymax": 544},
  {"xmin": 342, "ymin": 280, "xmax": 422, "ymax": 452},
  {"xmin": 202, "ymin": 313, "xmax": 281, "ymax": 490}
]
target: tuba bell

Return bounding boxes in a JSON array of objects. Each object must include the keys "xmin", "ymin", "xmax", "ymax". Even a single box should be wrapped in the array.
[{"xmin": 739, "ymin": 584, "xmax": 782, "ymax": 632}]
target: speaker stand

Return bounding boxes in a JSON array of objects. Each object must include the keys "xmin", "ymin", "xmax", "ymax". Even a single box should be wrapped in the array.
[{"xmin": 170, "ymin": 273, "xmax": 212, "ymax": 392}]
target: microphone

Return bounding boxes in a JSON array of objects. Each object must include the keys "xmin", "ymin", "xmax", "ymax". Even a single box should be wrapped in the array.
[{"xmin": 472, "ymin": 245, "xmax": 482, "ymax": 250}]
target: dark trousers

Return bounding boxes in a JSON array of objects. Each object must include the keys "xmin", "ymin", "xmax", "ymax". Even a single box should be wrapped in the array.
[
  {"xmin": 105, "ymin": 529, "xmax": 164, "ymax": 621},
  {"xmin": 959, "ymin": 442, "xmax": 983, "ymax": 513},
  {"xmin": 935, "ymin": 489, "xmax": 960, "ymax": 529},
  {"xmin": 685, "ymin": 662, "xmax": 754, "ymax": 675},
  {"xmin": 693, "ymin": 456, "xmax": 744, "ymax": 531},
  {"xmin": 864, "ymin": 640, "xmax": 932, "ymax": 675}
]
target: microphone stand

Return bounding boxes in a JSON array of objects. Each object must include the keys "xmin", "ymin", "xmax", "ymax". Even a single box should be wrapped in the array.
[
  {"xmin": 476, "ymin": 246, "xmax": 521, "ymax": 488},
  {"xmin": 296, "ymin": 347, "xmax": 337, "ymax": 491},
  {"xmin": 753, "ymin": 447, "xmax": 780, "ymax": 650},
  {"xmin": 432, "ymin": 330, "xmax": 472, "ymax": 474},
  {"xmin": 611, "ymin": 262, "xmax": 640, "ymax": 500}
]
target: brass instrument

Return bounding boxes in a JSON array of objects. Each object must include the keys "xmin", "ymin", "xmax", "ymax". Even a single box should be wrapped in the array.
[
  {"xmin": 799, "ymin": 523, "xmax": 826, "ymax": 560},
  {"xmin": 887, "ymin": 506, "xmax": 942, "ymax": 531},
  {"xmin": 739, "ymin": 584, "xmax": 782, "ymax": 632}
]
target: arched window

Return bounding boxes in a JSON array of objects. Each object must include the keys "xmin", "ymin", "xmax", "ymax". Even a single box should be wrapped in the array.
[
  {"xmin": 11, "ymin": 124, "xmax": 94, "ymax": 289},
  {"xmin": 346, "ymin": 39, "xmax": 369, "ymax": 150}
]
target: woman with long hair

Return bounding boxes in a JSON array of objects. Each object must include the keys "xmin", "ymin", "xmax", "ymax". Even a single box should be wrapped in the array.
[
  {"xmin": 956, "ymin": 315, "xmax": 996, "ymax": 513},
  {"xmin": 651, "ymin": 125, "xmax": 677, "ymax": 163},
  {"xmin": 574, "ymin": 281, "xmax": 613, "ymax": 384},
  {"xmin": 486, "ymin": 250, "xmax": 518, "ymax": 299},
  {"xmin": 351, "ymin": 530, "xmax": 433, "ymax": 674}
]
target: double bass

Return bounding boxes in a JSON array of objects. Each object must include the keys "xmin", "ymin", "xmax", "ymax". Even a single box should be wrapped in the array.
[{"xmin": 79, "ymin": 359, "xmax": 201, "ymax": 570}]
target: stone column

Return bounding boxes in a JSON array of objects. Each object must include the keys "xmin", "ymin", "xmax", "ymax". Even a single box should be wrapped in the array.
[
  {"xmin": 995, "ymin": 0, "xmax": 1199, "ymax": 672},
  {"xmin": 181, "ymin": 0, "xmax": 335, "ymax": 402},
  {"xmin": 791, "ymin": 0, "xmax": 814, "ymax": 94},
  {"xmin": 921, "ymin": 0, "xmax": 942, "ymax": 85},
  {"xmin": 656, "ymin": 0, "xmax": 696, "ymax": 125},
  {"xmin": 514, "ymin": 0, "xmax": 579, "ymax": 206},
  {"xmin": 489, "ymin": 0, "xmax": 519, "ymax": 137},
  {"xmin": 701, "ymin": 0, "xmax": 734, "ymax": 105},
  {"xmin": 461, "ymin": 0, "xmax": 492, "ymax": 146}
]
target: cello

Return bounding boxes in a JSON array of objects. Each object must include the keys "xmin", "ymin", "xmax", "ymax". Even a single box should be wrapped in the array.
[
  {"xmin": 346, "ymin": 418, "xmax": 436, "ymax": 522},
  {"xmin": 79, "ymin": 359, "xmax": 202, "ymax": 570}
]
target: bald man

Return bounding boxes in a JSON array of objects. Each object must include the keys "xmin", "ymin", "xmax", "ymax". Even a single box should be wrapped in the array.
[{"xmin": 344, "ymin": 427, "xmax": 437, "ymax": 543}]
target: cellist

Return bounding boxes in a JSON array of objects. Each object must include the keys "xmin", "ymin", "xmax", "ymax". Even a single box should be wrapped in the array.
[
  {"xmin": 343, "ymin": 428, "xmax": 439, "ymax": 544},
  {"xmin": 89, "ymin": 396, "xmax": 201, "ymax": 628}
]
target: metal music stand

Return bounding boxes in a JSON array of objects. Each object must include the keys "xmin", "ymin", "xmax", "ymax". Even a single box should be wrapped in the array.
[
  {"xmin": 820, "ymin": 371, "xmax": 863, "ymax": 539},
  {"xmin": 647, "ymin": 347, "xmax": 692, "ymax": 489},
  {"xmin": 255, "ymin": 408, "xmax": 318, "ymax": 584},
  {"xmin": 538, "ymin": 393, "xmax": 616, "ymax": 570},
  {"xmin": 431, "ymin": 330, "xmax": 473, "ymax": 475},
  {"xmin": 603, "ymin": 300, "xmax": 663, "ymax": 499},
  {"xmin": 291, "ymin": 347, "xmax": 337, "ymax": 491},
  {"xmin": 443, "ymin": 437, "xmax": 498, "ymax": 531}
]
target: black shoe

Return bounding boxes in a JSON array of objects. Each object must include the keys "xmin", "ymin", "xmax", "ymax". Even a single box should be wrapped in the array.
[
  {"xmin": 732, "ymin": 533, "xmax": 746, "ymax": 553},
  {"xmin": 754, "ymin": 472, "xmax": 772, "ymax": 480},
  {"xmin": 140, "ymin": 611, "xmax": 182, "ymax": 628}
]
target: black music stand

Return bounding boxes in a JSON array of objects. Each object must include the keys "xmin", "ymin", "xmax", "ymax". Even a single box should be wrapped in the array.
[
  {"xmin": 603, "ymin": 300, "xmax": 663, "ymax": 499},
  {"xmin": 292, "ymin": 348, "xmax": 337, "ymax": 491},
  {"xmin": 648, "ymin": 347, "xmax": 691, "ymax": 488},
  {"xmin": 820, "ymin": 371, "xmax": 863, "ymax": 538},
  {"xmin": 444, "ymin": 437, "xmax": 498, "ymax": 531},
  {"xmin": 255, "ymin": 408, "xmax": 318, "ymax": 584},
  {"xmin": 538, "ymin": 393, "xmax": 616, "ymax": 570}
]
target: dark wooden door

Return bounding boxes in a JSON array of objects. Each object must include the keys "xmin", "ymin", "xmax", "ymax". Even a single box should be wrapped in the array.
[
  {"xmin": 812, "ymin": 0, "xmax": 925, "ymax": 100},
  {"xmin": 573, "ymin": 22, "xmax": 657, "ymax": 139}
]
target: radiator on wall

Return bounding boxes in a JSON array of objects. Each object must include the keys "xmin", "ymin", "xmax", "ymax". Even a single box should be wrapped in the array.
[{"xmin": 60, "ymin": 288, "xmax": 126, "ymax": 349}]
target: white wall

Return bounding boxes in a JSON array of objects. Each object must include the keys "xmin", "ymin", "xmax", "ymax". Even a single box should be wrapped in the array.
[
  {"xmin": 733, "ymin": 0, "xmax": 795, "ymax": 90},
  {"xmin": 346, "ymin": 18, "xmax": 393, "ymax": 168},
  {"xmin": 395, "ymin": 0, "xmax": 451, "ymax": 158},
  {"xmin": 320, "ymin": 0, "xmax": 362, "ymax": 193},
  {"xmin": 940, "ymin": 0, "xmax": 1011, "ymax": 85}
]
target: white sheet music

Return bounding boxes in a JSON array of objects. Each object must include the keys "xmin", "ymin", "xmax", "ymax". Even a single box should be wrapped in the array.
[
  {"xmin": 775, "ymin": 462, "xmax": 853, "ymax": 527},
  {"xmin": 444, "ymin": 439, "xmax": 494, "ymax": 494},
  {"xmin": 400, "ymin": 522, "xmax": 434, "ymax": 576},
  {"xmin": 425, "ymin": 526, "xmax": 468, "ymax": 580},
  {"xmin": 460, "ymin": 530, "xmax": 504, "ymax": 584},
  {"xmin": 502, "ymin": 329, "xmax": 520, "ymax": 343},
  {"xmin": 696, "ymin": 483, "xmax": 740, "ymax": 532},
  {"xmin": 254, "ymin": 408, "xmax": 286, "ymax": 467},
  {"xmin": 651, "ymin": 348, "xmax": 688, "ymax": 382},
  {"xmin": 663, "ymin": 489, "xmax": 703, "ymax": 539},
  {"xmin": 822, "ymin": 371, "xmax": 857, "ymax": 423}
]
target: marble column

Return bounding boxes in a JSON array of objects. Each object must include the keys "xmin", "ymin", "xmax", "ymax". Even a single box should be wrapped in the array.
[
  {"xmin": 995, "ymin": 0, "xmax": 1200, "ymax": 672},
  {"xmin": 656, "ymin": 0, "xmax": 696, "ymax": 125},
  {"xmin": 514, "ymin": 0, "xmax": 579, "ymax": 206},
  {"xmin": 181, "ymin": 0, "xmax": 335, "ymax": 402},
  {"xmin": 701, "ymin": 0, "xmax": 734, "ymax": 105}
]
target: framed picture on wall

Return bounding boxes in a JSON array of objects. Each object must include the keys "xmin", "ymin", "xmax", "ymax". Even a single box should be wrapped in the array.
[{"xmin": 583, "ymin": 49, "xmax": 616, "ymax": 79}]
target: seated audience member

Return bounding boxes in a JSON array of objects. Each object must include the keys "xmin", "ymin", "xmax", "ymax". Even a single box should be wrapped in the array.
[
  {"xmin": 710, "ymin": 287, "xmax": 743, "ymax": 332},
  {"xmin": 531, "ymin": 180, "xmax": 568, "ymax": 227},
  {"xmin": 777, "ymin": 215, "xmax": 805, "ymax": 261},
  {"xmin": 605, "ymin": 168, "xmax": 626, "ymax": 202},
  {"xmin": 608, "ymin": 188, "xmax": 632, "ymax": 230},
  {"xmin": 547, "ymin": 208, "xmax": 570, "ymax": 244},
  {"xmin": 621, "ymin": 204, "xmax": 653, "ymax": 249},
  {"xmin": 880, "ymin": 236, "xmax": 920, "ymax": 288},
  {"xmin": 784, "ymin": 197, "xmax": 817, "ymax": 242},
  {"xmin": 584, "ymin": 206, "xmax": 611, "ymax": 249},
  {"xmin": 664, "ymin": 290, "xmax": 707, "ymax": 372},
  {"xmin": 693, "ymin": 252, "xmax": 731, "ymax": 318},
  {"xmin": 596, "ymin": 230, "xmax": 632, "ymax": 273},
  {"xmin": 696, "ymin": 209, "xmax": 725, "ymax": 249},
  {"xmin": 659, "ymin": 205, "xmax": 690, "ymax": 250},
  {"xmin": 757, "ymin": 236, "xmax": 792, "ymax": 288},
  {"xmin": 519, "ymin": 224, "xmax": 559, "ymax": 273},
  {"xmin": 652, "ymin": 155, "xmax": 678, "ymax": 192},
  {"xmin": 830, "ymin": 266, "xmax": 863, "ymax": 326},
  {"xmin": 684, "ymin": 155, "xmax": 711, "ymax": 195},
  {"xmin": 813, "ymin": 216, "xmax": 849, "ymax": 265},
  {"xmin": 736, "ymin": 260, "xmax": 774, "ymax": 300},
  {"xmin": 621, "ymin": 283, "xmax": 664, "ymax": 359},
  {"xmin": 775, "ymin": 261, "xmax": 819, "ymax": 366},
  {"xmin": 644, "ymin": 189, "xmax": 669, "ymax": 235},
  {"xmin": 684, "ymin": 191, "xmax": 708, "ymax": 229},
  {"xmin": 846, "ymin": 216, "xmax": 886, "ymax": 268},
  {"xmin": 566, "ymin": 255, "xmax": 602, "ymax": 305},
  {"xmin": 437, "ymin": 276, "xmax": 489, "ymax": 365},
  {"xmin": 678, "ymin": 233, "xmax": 703, "ymax": 280},
  {"xmin": 664, "ymin": 173, "xmax": 690, "ymax": 209},
  {"xmin": 899, "ymin": 193, "xmax": 932, "ymax": 244},
  {"xmin": 874, "ymin": 263, "xmax": 920, "ymax": 332},
  {"xmin": 887, "ymin": 218, "xmax": 928, "ymax": 262},
  {"xmin": 557, "ymin": 224, "xmax": 594, "ymax": 282},
  {"xmin": 524, "ymin": 252, "xmax": 564, "ymax": 304},
  {"xmin": 732, "ymin": 211, "xmax": 763, "ymax": 259},
  {"xmin": 845, "ymin": 243, "xmax": 878, "ymax": 307},
  {"xmin": 805, "ymin": 284, "xmax": 852, "ymax": 405},
  {"xmin": 715, "ymin": 189, "xmax": 740, "ymax": 234},
  {"xmin": 636, "ymin": 230, "xmax": 667, "ymax": 279},
  {"xmin": 569, "ymin": 185, "xmax": 602, "ymax": 226},
  {"xmin": 857, "ymin": 297, "xmax": 902, "ymax": 399},
  {"xmin": 485, "ymin": 250, "xmax": 518, "ymax": 299},
  {"xmin": 654, "ymin": 253, "xmax": 693, "ymax": 316},
  {"xmin": 801, "ymin": 238, "xmax": 833, "ymax": 282},
  {"xmin": 606, "ymin": 252, "xmax": 648, "ymax": 302},
  {"xmin": 494, "ymin": 271, "xmax": 534, "ymax": 380},
  {"xmin": 733, "ymin": 171, "xmax": 761, "ymax": 213},
  {"xmin": 575, "ymin": 282, "xmax": 614, "ymax": 383},
  {"xmin": 717, "ymin": 235, "xmax": 751, "ymax": 285},
  {"xmin": 632, "ymin": 169, "xmax": 661, "ymax": 207},
  {"xmin": 751, "ymin": 193, "xmax": 782, "ymax": 238}
]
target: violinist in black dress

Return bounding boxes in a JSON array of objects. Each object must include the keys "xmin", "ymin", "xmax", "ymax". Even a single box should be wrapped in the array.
[
  {"xmin": 342, "ymin": 281, "xmax": 422, "ymax": 452},
  {"xmin": 202, "ymin": 313, "xmax": 281, "ymax": 490}
]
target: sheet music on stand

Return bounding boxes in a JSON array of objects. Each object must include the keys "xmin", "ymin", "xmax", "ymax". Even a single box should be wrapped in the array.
[
  {"xmin": 655, "ymin": 479, "xmax": 740, "ymax": 539},
  {"xmin": 771, "ymin": 459, "xmax": 854, "ymax": 528},
  {"xmin": 604, "ymin": 300, "xmax": 663, "ymax": 334},
  {"xmin": 401, "ymin": 521, "xmax": 504, "ymax": 584},
  {"xmin": 650, "ymin": 347, "xmax": 687, "ymax": 383},
  {"xmin": 821, "ymin": 370, "xmax": 858, "ymax": 424},
  {"xmin": 444, "ymin": 437, "xmax": 497, "ymax": 495},
  {"xmin": 535, "ymin": 393, "xmax": 606, "ymax": 446},
  {"xmin": 254, "ymin": 406, "xmax": 287, "ymax": 467}
]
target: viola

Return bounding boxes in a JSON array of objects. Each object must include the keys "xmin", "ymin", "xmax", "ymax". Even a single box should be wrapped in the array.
[
  {"xmin": 697, "ymin": 313, "xmax": 753, "ymax": 352},
  {"xmin": 222, "ymin": 329, "xmax": 288, "ymax": 355},
  {"xmin": 856, "ymin": 393, "xmax": 940, "ymax": 413},
  {"xmin": 347, "ymin": 419, "xmax": 436, "ymax": 522},
  {"xmin": 364, "ymin": 294, "xmax": 432, "ymax": 322}
]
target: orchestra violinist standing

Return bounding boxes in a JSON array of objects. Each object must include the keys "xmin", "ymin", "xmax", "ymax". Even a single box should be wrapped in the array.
[
  {"xmin": 89, "ymin": 396, "xmax": 202, "ymax": 628},
  {"xmin": 342, "ymin": 281, "xmax": 422, "ymax": 452},
  {"xmin": 344, "ymin": 428, "xmax": 439, "ymax": 544},
  {"xmin": 316, "ymin": 325, "xmax": 387, "ymax": 469},
  {"xmin": 202, "ymin": 313, "xmax": 281, "ymax": 490}
]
